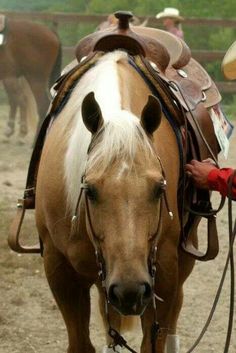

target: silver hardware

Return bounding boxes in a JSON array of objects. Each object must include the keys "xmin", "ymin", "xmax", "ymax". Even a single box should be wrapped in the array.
[
  {"xmin": 177, "ymin": 69, "xmax": 188, "ymax": 78},
  {"xmin": 149, "ymin": 61, "xmax": 159, "ymax": 72},
  {"xmin": 201, "ymin": 91, "xmax": 206, "ymax": 102},
  {"xmin": 168, "ymin": 81, "xmax": 179, "ymax": 92},
  {"xmin": 71, "ymin": 215, "xmax": 77, "ymax": 222},
  {"xmin": 169, "ymin": 211, "xmax": 174, "ymax": 220},
  {"xmin": 80, "ymin": 56, "xmax": 87, "ymax": 63},
  {"xmin": 154, "ymin": 293, "xmax": 164, "ymax": 302}
]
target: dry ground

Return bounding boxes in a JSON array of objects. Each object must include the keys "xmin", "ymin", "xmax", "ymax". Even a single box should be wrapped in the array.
[{"xmin": 0, "ymin": 104, "xmax": 235, "ymax": 353}]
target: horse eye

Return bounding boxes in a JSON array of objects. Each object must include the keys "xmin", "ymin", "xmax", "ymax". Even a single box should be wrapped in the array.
[
  {"xmin": 153, "ymin": 183, "xmax": 164, "ymax": 200},
  {"xmin": 85, "ymin": 185, "xmax": 98, "ymax": 202}
]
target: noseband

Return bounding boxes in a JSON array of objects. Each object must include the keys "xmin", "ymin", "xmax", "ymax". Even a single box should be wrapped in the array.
[{"xmin": 70, "ymin": 132, "xmax": 173, "ymax": 353}]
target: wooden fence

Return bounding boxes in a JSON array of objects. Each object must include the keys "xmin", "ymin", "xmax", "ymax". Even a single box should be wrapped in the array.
[{"xmin": 1, "ymin": 10, "xmax": 236, "ymax": 93}]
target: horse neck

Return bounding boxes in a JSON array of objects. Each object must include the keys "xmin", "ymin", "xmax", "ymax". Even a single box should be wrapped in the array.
[
  {"xmin": 117, "ymin": 58, "xmax": 151, "ymax": 116},
  {"xmin": 117, "ymin": 57, "xmax": 180, "ymax": 205}
]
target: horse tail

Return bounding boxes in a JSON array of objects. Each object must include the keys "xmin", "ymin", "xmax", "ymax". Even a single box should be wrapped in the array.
[
  {"xmin": 20, "ymin": 77, "xmax": 38, "ymax": 132},
  {"xmin": 49, "ymin": 35, "xmax": 62, "ymax": 90}
]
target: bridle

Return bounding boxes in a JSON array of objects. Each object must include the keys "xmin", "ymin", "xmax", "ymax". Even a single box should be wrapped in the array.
[{"xmin": 70, "ymin": 130, "xmax": 174, "ymax": 353}]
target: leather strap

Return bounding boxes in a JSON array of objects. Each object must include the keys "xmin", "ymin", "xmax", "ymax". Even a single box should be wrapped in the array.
[{"xmin": 186, "ymin": 171, "xmax": 236, "ymax": 353}]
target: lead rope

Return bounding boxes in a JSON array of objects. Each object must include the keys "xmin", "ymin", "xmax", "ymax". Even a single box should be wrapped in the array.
[{"xmin": 223, "ymin": 170, "xmax": 235, "ymax": 353}]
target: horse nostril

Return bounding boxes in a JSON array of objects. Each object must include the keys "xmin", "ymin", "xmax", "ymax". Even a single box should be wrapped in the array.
[
  {"xmin": 108, "ymin": 282, "xmax": 152, "ymax": 307},
  {"xmin": 108, "ymin": 284, "xmax": 120, "ymax": 305},
  {"xmin": 142, "ymin": 282, "xmax": 152, "ymax": 301}
]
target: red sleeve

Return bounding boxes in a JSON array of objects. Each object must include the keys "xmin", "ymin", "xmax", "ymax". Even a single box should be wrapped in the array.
[{"xmin": 207, "ymin": 168, "xmax": 236, "ymax": 199}]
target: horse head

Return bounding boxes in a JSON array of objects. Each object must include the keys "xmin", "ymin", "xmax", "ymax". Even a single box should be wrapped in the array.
[{"xmin": 81, "ymin": 91, "xmax": 165, "ymax": 315}]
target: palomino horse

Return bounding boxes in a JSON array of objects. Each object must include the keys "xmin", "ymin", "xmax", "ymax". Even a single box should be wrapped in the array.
[
  {"xmin": 36, "ymin": 50, "xmax": 195, "ymax": 353},
  {"xmin": 0, "ymin": 17, "xmax": 61, "ymax": 131},
  {"xmin": 3, "ymin": 77, "xmax": 37, "ymax": 138}
]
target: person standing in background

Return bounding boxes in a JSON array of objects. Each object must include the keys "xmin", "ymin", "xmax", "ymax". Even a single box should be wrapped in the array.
[{"xmin": 156, "ymin": 7, "xmax": 184, "ymax": 39}]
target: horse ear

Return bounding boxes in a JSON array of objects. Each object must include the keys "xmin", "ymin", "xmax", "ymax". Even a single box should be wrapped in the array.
[
  {"xmin": 140, "ymin": 95, "xmax": 162, "ymax": 135},
  {"xmin": 82, "ymin": 92, "xmax": 103, "ymax": 134}
]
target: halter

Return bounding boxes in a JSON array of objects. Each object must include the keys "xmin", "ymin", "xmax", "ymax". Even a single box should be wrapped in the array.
[{"xmin": 70, "ymin": 129, "xmax": 173, "ymax": 353}]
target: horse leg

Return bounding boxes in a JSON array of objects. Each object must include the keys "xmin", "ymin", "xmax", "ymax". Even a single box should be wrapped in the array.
[
  {"xmin": 3, "ymin": 78, "xmax": 18, "ymax": 137},
  {"xmin": 18, "ymin": 82, "xmax": 28, "ymax": 137},
  {"xmin": 26, "ymin": 78, "xmax": 50, "ymax": 132},
  {"xmin": 163, "ymin": 227, "xmax": 197, "ymax": 353},
  {"xmin": 142, "ymin": 227, "xmax": 197, "ymax": 353},
  {"xmin": 43, "ymin": 244, "xmax": 95, "ymax": 353},
  {"xmin": 97, "ymin": 284, "xmax": 122, "ymax": 352},
  {"xmin": 140, "ymin": 240, "xmax": 180, "ymax": 353}
]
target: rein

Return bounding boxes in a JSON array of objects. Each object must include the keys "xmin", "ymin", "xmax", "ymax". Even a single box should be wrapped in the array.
[
  {"xmin": 167, "ymin": 78, "xmax": 235, "ymax": 352},
  {"xmin": 186, "ymin": 170, "xmax": 236, "ymax": 353},
  {"xmin": 70, "ymin": 134, "xmax": 173, "ymax": 353}
]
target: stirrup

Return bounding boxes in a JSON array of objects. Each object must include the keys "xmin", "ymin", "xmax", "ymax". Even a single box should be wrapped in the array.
[
  {"xmin": 8, "ymin": 198, "xmax": 41, "ymax": 254},
  {"xmin": 181, "ymin": 214, "xmax": 219, "ymax": 261}
]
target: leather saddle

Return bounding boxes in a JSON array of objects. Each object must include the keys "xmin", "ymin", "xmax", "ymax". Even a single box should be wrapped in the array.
[
  {"xmin": 75, "ymin": 12, "xmax": 221, "ymax": 157},
  {"xmin": 76, "ymin": 11, "xmax": 221, "ymax": 113}
]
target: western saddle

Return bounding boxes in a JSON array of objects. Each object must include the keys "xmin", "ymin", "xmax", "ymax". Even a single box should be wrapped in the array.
[{"xmin": 9, "ymin": 11, "xmax": 224, "ymax": 261}]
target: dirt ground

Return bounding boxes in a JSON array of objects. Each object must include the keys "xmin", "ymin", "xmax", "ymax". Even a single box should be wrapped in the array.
[{"xmin": 0, "ymin": 104, "xmax": 235, "ymax": 353}]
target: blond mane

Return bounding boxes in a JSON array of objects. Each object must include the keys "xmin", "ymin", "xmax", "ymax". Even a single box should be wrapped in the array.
[{"xmin": 64, "ymin": 51, "xmax": 154, "ymax": 212}]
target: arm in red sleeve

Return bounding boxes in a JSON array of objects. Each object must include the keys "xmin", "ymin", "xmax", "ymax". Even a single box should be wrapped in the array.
[{"xmin": 207, "ymin": 168, "xmax": 236, "ymax": 200}]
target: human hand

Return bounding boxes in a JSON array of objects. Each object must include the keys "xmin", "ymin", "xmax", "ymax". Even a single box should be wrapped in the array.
[{"xmin": 185, "ymin": 159, "xmax": 218, "ymax": 189}]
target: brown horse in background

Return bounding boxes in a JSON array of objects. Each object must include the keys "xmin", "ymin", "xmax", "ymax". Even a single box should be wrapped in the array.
[
  {"xmin": 0, "ymin": 18, "xmax": 62, "ymax": 131},
  {"xmin": 3, "ymin": 76, "xmax": 38, "ymax": 138}
]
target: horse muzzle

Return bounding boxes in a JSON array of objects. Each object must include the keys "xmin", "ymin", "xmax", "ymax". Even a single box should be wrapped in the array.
[{"xmin": 108, "ymin": 281, "xmax": 152, "ymax": 315}]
